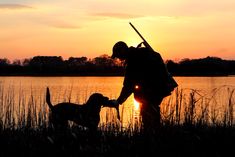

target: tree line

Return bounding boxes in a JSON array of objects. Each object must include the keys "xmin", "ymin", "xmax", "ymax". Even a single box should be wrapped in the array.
[
  {"xmin": 0, "ymin": 55, "xmax": 124, "ymax": 76},
  {"xmin": 0, "ymin": 55, "xmax": 235, "ymax": 76}
]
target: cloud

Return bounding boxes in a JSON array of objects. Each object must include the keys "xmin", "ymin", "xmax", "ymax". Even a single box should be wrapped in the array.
[
  {"xmin": 90, "ymin": 12, "xmax": 144, "ymax": 19},
  {"xmin": 49, "ymin": 22, "xmax": 82, "ymax": 29},
  {"xmin": 40, "ymin": 18, "xmax": 82, "ymax": 29},
  {"xmin": 0, "ymin": 4, "xmax": 34, "ymax": 9}
]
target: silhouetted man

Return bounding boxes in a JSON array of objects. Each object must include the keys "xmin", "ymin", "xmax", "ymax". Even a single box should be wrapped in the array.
[{"xmin": 111, "ymin": 41, "xmax": 177, "ymax": 134}]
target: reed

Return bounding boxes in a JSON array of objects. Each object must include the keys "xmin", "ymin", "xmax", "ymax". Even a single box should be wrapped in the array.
[
  {"xmin": 0, "ymin": 83, "xmax": 235, "ymax": 129},
  {"xmin": 0, "ymin": 83, "xmax": 234, "ymax": 157},
  {"xmin": 161, "ymin": 86, "xmax": 235, "ymax": 127}
]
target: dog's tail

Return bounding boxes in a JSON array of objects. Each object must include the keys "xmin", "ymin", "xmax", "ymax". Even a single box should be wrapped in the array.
[{"xmin": 46, "ymin": 87, "xmax": 54, "ymax": 110}]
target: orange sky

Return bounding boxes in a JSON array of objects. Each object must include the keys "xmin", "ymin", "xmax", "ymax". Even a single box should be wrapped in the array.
[{"xmin": 0, "ymin": 0, "xmax": 235, "ymax": 62}]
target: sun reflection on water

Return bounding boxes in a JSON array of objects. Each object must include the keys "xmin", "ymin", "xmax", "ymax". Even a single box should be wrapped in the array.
[{"xmin": 133, "ymin": 98, "xmax": 140, "ymax": 110}]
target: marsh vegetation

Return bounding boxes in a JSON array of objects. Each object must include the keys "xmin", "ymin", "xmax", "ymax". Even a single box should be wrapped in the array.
[{"xmin": 0, "ymin": 82, "xmax": 234, "ymax": 157}]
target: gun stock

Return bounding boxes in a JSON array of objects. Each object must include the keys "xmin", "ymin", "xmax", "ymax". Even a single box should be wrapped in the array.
[{"xmin": 129, "ymin": 22, "xmax": 154, "ymax": 51}]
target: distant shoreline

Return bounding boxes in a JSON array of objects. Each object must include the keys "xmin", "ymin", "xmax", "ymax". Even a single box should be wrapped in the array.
[{"xmin": 1, "ymin": 56, "xmax": 235, "ymax": 77}]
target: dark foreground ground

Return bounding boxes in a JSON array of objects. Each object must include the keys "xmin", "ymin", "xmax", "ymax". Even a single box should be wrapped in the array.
[{"xmin": 0, "ymin": 125, "xmax": 234, "ymax": 157}]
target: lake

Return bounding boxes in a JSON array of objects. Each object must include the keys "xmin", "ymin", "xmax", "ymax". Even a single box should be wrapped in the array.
[{"xmin": 0, "ymin": 76, "xmax": 235, "ymax": 129}]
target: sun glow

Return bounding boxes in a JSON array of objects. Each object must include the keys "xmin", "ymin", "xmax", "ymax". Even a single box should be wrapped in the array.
[
  {"xmin": 133, "ymin": 98, "xmax": 140, "ymax": 110},
  {"xmin": 126, "ymin": 36, "xmax": 142, "ymax": 48}
]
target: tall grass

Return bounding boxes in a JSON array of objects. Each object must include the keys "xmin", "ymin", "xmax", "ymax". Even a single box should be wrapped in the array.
[
  {"xmin": 0, "ymin": 83, "xmax": 49, "ymax": 130},
  {"xmin": 0, "ymin": 82, "xmax": 234, "ymax": 130},
  {"xmin": 161, "ymin": 86, "xmax": 235, "ymax": 127},
  {"xmin": 0, "ymin": 83, "xmax": 235, "ymax": 157}
]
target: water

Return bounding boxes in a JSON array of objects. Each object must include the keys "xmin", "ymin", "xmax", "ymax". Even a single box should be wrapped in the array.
[{"xmin": 0, "ymin": 76, "xmax": 235, "ymax": 128}]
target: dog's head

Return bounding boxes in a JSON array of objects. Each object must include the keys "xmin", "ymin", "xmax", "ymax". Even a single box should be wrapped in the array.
[{"xmin": 86, "ymin": 93, "xmax": 109, "ymax": 107}]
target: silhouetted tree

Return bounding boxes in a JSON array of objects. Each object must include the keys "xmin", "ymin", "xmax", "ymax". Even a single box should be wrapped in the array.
[
  {"xmin": 28, "ymin": 56, "xmax": 64, "ymax": 75},
  {"xmin": 12, "ymin": 59, "xmax": 22, "ymax": 66},
  {"xmin": 22, "ymin": 58, "xmax": 31, "ymax": 66},
  {"xmin": 67, "ymin": 57, "xmax": 88, "ymax": 66},
  {"xmin": 178, "ymin": 56, "xmax": 228, "ymax": 76},
  {"xmin": 93, "ymin": 54, "xmax": 115, "ymax": 67},
  {"xmin": 227, "ymin": 60, "xmax": 235, "ymax": 75},
  {"xmin": 0, "ymin": 55, "xmax": 234, "ymax": 76},
  {"xmin": 0, "ymin": 58, "xmax": 10, "ymax": 66}
]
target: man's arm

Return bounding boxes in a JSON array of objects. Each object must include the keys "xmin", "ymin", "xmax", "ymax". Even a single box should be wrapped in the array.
[
  {"xmin": 117, "ymin": 65, "xmax": 135, "ymax": 104},
  {"xmin": 117, "ymin": 85, "xmax": 132, "ymax": 104}
]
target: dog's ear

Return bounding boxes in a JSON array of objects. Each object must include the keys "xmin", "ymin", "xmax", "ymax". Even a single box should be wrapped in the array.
[
  {"xmin": 86, "ymin": 93, "xmax": 108, "ymax": 106},
  {"xmin": 102, "ymin": 96, "xmax": 110, "ymax": 105},
  {"xmin": 86, "ymin": 93, "xmax": 99, "ymax": 104}
]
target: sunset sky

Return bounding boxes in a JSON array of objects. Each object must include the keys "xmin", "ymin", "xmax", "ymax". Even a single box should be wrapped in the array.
[{"xmin": 1, "ymin": 0, "xmax": 235, "ymax": 62}]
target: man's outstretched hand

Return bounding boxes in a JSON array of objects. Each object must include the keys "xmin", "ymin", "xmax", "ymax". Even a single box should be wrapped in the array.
[
  {"xmin": 105, "ymin": 99, "xmax": 120, "ymax": 120},
  {"xmin": 109, "ymin": 99, "xmax": 119, "ymax": 106}
]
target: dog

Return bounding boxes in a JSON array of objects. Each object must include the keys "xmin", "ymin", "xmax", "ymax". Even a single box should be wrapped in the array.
[{"xmin": 46, "ymin": 87, "xmax": 119, "ymax": 131}]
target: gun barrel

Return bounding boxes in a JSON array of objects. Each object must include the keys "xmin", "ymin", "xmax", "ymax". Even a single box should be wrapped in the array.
[
  {"xmin": 129, "ymin": 22, "xmax": 154, "ymax": 51},
  {"xmin": 129, "ymin": 22, "xmax": 146, "ymax": 42}
]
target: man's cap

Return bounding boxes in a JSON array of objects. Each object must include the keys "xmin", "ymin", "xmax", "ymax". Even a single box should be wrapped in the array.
[{"xmin": 112, "ymin": 41, "xmax": 128, "ymax": 59}]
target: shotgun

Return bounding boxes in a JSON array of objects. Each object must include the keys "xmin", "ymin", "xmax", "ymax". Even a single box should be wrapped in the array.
[{"xmin": 129, "ymin": 22, "xmax": 154, "ymax": 51}]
